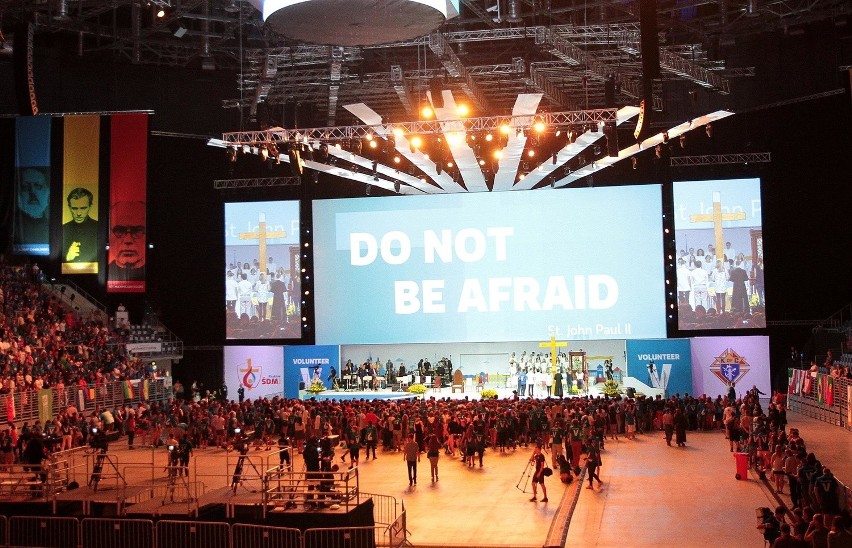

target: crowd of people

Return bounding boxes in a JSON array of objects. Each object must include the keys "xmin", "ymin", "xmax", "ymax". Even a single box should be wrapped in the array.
[{"xmin": 731, "ymin": 390, "xmax": 852, "ymax": 547}]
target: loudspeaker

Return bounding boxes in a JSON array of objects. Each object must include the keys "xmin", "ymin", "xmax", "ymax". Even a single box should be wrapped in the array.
[
  {"xmin": 288, "ymin": 148, "xmax": 303, "ymax": 176},
  {"xmin": 639, "ymin": 0, "xmax": 661, "ymax": 81},
  {"xmin": 603, "ymin": 121, "xmax": 619, "ymax": 157},
  {"xmin": 604, "ymin": 78, "xmax": 616, "ymax": 108},
  {"xmin": 13, "ymin": 23, "xmax": 38, "ymax": 115},
  {"xmin": 430, "ymin": 78, "xmax": 444, "ymax": 109}
]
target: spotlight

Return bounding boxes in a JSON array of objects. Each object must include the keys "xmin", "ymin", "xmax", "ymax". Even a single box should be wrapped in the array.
[
  {"xmin": 156, "ymin": 8, "xmax": 166, "ymax": 18},
  {"xmin": 421, "ymin": 105, "xmax": 434, "ymax": 119},
  {"xmin": 369, "ymin": 140, "xmax": 378, "ymax": 149},
  {"xmin": 533, "ymin": 120, "xmax": 546, "ymax": 133},
  {"xmin": 312, "ymin": 172, "xmax": 319, "ymax": 184},
  {"xmin": 456, "ymin": 104, "xmax": 470, "ymax": 117},
  {"xmin": 527, "ymin": 150, "xmax": 535, "ymax": 158},
  {"xmin": 393, "ymin": 127, "xmax": 404, "ymax": 138},
  {"xmin": 410, "ymin": 136, "xmax": 423, "ymax": 149},
  {"xmin": 393, "ymin": 156, "xmax": 401, "ymax": 164},
  {"xmin": 485, "ymin": 133, "xmax": 493, "ymax": 142},
  {"xmin": 493, "ymin": 150, "xmax": 503, "ymax": 160},
  {"xmin": 500, "ymin": 124, "xmax": 511, "ymax": 135}
]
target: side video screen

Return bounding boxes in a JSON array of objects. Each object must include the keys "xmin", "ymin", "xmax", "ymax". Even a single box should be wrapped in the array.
[{"xmin": 225, "ymin": 201, "xmax": 301, "ymax": 339}]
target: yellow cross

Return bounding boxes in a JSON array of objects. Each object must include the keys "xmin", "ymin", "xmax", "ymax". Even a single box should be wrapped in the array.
[
  {"xmin": 688, "ymin": 191, "xmax": 746, "ymax": 265},
  {"xmin": 539, "ymin": 336, "xmax": 568, "ymax": 376},
  {"xmin": 239, "ymin": 213, "xmax": 286, "ymax": 274}
]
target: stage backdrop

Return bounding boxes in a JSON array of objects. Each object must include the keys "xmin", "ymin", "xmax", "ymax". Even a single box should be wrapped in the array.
[
  {"xmin": 283, "ymin": 345, "xmax": 340, "ymax": 399},
  {"xmin": 689, "ymin": 336, "xmax": 770, "ymax": 399},
  {"xmin": 223, "ymin": 345, "xmax": 285, "ymax": 401},
  {"xmin": 313, "ymin": 185, "xmax": 666, "ymax": 344},
  {"xmin": 626, "ymin": 338, "xmax": 693, "ymax": 398}
]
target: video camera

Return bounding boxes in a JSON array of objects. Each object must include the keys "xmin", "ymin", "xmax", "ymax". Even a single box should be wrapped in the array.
[{"xmin": 89, "ymin": 427, "xmax": 109, "ymax": 452}]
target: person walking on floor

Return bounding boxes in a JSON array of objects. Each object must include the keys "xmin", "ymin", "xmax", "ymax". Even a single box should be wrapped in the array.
[
  {"xmin": 585, "ymin": 446, "xmax": 603, "ymax": 490},
  {"xmin": 403, "ymin": 434, "xmax": 420, "ymax": 486},
  {"xmin": 426, "ymin": 434, "xmax": 441, "ymax": 482},
  {"xmin": 529, "ymin": 444, "xmax": 549, "ymax": 502}
]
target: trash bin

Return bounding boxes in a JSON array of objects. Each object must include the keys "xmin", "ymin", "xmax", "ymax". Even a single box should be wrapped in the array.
[{"xmin": 734, "ymin": 452, "xmax": 749, "ymax": 480}]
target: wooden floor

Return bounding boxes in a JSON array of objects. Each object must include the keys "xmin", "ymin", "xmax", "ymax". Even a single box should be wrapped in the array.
[{"xmin": 3, "ymin": 409, "xmax": 848, "ymax": 547}]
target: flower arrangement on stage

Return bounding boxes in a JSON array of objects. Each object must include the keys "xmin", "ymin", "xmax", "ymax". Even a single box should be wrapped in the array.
[
  {"xmin": 602, "ymin": 379, "xmax": 621, "ymax": 397},
  {"xmin": 480, "ymin": 388, "xmax": 498, "ymax": 399},
  {"xmin": 306, "ymin": 379, "xmax": 326, "ymax": 394},
  {"xmin": 407, "ymin": 383, "xmax": 427, "ymax": 395}
]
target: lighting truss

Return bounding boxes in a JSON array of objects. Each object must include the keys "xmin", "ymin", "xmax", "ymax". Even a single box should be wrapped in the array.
[
  {"xmin": 669, "ymin": 153, "xmax": 771, "ymax": 167},
  {"xmin": 213, "ymin": 177, "xmax": 301, "ymax": 190},
  {"xmin": 220, "ymin": 108, "xmax": 618, "ymax": 146}
]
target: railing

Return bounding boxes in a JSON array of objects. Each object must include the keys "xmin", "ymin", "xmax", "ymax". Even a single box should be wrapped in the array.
[
  {"xmin": 4, "ymin": 377, "xmax": 171, "ymax": 426},
  {"xmin": 786, "ymin": 369, "xmax": 850, "ymax": 431},
  {"xmin": 263, "ymin": 466, "xmax": 360, "ymax": 518},
  {"xmin": 0, "ymin": 517, "xmax": 408, "ymax": 548}
]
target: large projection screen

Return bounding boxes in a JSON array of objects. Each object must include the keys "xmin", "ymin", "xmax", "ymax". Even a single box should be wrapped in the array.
[
  {"xmin": 314, "ymin": 186, "xmax": 666, "ymax": 344},
  {"xmin": 672, "ymin": 178, "xmax": 765, "ymax": 329},
  {"xmin": 225, "ymin": 201, "xmax": 301, "ymax": 339}
]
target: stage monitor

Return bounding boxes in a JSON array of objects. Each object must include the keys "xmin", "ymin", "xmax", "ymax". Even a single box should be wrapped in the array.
[
  {"xmin": 313, "ymin": 185, "xmax": 667, "ymax": 344},
  {"xmin": 225, "ymin": 200, "xmax": 301, "ymax": 340},
  {"xmin": 672, "ymin": 178, "xmax": 765, "ymax": 330}
]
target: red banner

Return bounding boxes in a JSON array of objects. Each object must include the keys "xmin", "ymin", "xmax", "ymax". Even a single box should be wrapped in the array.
[{"xmin": 107, "ymin": 113, "xmax": 148, "ymax": 293}]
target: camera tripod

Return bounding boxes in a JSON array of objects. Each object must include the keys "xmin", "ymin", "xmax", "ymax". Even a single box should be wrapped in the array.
[
  {"xmin": 516, "ymin": 459, "xmax": 534, "ymax": 493},
  {"xmin": 231, "ymin": 451, "xmax": 262, "ymax": 494},
  {"xmin": 88, "ymin": 449, "xmax": 108, "ymax": 491}
]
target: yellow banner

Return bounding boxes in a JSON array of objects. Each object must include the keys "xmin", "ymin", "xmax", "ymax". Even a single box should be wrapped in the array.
[{"xmin": 62, "ymin": 115, "xmax": 100, "ymax": 274}]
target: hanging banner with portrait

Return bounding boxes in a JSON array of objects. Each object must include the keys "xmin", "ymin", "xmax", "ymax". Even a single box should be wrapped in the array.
[
  {"xmin": 107, "ymin": 113, "xmax": 148, "ymax": 293},
  {"xmin": 13, "ymin": 116, "xmax": 52, "ymax": 256},
  {"xmin": 61, "ymin": 115, "xmax": 101, "ymax": 274}
]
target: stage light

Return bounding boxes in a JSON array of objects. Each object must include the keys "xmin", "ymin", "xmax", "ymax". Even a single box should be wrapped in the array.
[
  {"xmin": 421, "ymin": 105, "xmax": 434, "ymax": 119},
  {"xmin": 447, "ymin": 161, "xmax": 454, "ymax": 168},
  {"xmin": 365, "ymin": 133, "xmax": 373, "ymax": 141},
  {"xmin": 493, "ymin": 150, "xmax": 503, "ymax": 160},
  {"xmin": 533, "ymin": 120, "xmax": 545, "ymax": 133},
  {"xmin": 705, "ymin": 123, "xmax": 713, "ymax": 138},
  {"xmin": 366, "ymin": 185, "xmax": 371, "ymax": 196},
  {"xmin": 518, "ymin": 173, "xmax": 526, "ymax": 180},
  {"xmin": 410, "ymin": 136, "xmax": 423, "ymax": 149},
  {"xmin": 369, "ymin": 140, "xmax": 378, "ymax": 149},
  {"xmin": 393, "ymin": 127, "xmax": 404, "ymax": 138},
  {"xmin": 527, "ymin": 150, "xmax": 535, "ymax": 158},
  {"xmin": 156, "ymin": 8, "xmax": 166, "ymax": 18},
  {"xmin": 500, "ymin": 124, "xmax": 511, "ymax": 135},
  {"xmin": 393, "ymin": 156, "xmax": 401, "ymax": 164},
  {"xmin": 555, "ymin": 129, "xmax": 561, "ymax": 137},
  {"xmin": 479, "ymin": 159, "xmax": 486, "ymax": 166},
  {"xmin": 242, "ymin": 144, "xmax": 250, "ymax": 154},
  {"xmin": 485, "ymin": 133, "xmax": 493, "ymax": 142},
  {"xmin": 456, "ymin": 104, "xmax": 470, "ymax": 117}
]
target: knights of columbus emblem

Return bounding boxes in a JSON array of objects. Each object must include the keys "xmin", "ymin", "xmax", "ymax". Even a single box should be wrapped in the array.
[{"xmin": 709, "ymin": 348, "xmax": 750, "ymax": 387}]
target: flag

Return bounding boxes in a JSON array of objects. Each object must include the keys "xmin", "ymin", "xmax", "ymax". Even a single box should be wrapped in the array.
[
  {"xmin": 38, "ymin": 389, "xmax": 53, "ymax": 425},
  {"xmin": 802, "ymin": 373, "xmax": 812, "ymax": 395},
  {"xmin": 142, "ymin": 379, "xmax": 150, "ymax": 400},
  {"xmin": 88, "ymin": 387, "xmax": 95, "ymax": 401},
  {"xmin": 5, "ymin": 396, "xmax": 15, "ymax": 423},
  {"xmin": 825, "ymin": 375, "xmax": 834, "ymax": 406},
  {"xmin": 123, "ymin": 380, "xmax": 134, "ymax": 399},
  {"xmin": 787, "ymin": 369, "xmax": 795, "ymax": 394},
  {"xmin": 816, "ymin": 374, "xmax": 825, "ymax": 403},
  {"xmin": 77, "ymin": 389, "xmax": 86, "ymax": 412}
]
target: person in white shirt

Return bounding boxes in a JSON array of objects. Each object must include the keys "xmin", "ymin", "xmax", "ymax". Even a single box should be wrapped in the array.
[
  {"xmin": 676, "ymin": 259, "xmax": 692, "ymax": 305},
  {"xmin": 237, "ymin": 273, "xmax": 254, "ymax": 317},
  {"xmin": 710, "ymin": 260, "xmax": 728, "ymax": 312},
  {"xmin": 689, "ymin": 260, "xmax": 710, "ymax": 309},
  {"xmin": 225, "ymin": 271, "xmax": 239, "ymax": 317}
]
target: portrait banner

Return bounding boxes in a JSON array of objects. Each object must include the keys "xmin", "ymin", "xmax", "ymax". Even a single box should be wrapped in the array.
[
  {"xmin": 14, "ymin": 116, "xmax": 52, "ymax": 256},
  {"xmin": 107, "ymin": 113, "xmax": 148, "ymax": 293},
  {"xmin": 62, "ymin": 115, "xmax": 100, "ymax": 274}
]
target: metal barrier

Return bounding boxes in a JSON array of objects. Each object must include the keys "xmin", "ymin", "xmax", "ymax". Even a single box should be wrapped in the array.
[
  {"xmin": 231, "ymin": 523, "xmax": 302, "ymax": 548},
  {"xmin": 361, "ymin": 492, "xmax": 398, "ymax": 527},
  {"xmin": 303, "ymin": 526, "xmax": 383, "ymax": 548},
  {"xmin": 156, "ymin": 520, "xmax": 230, "ymax": 548},
  {"xmin": 81, "ymin": 517, "xmax": 154, "ymax": 548},
  {"xmin": 787, "ymin": 371, "xmax": 850, "ymax": 430},
  {"xmin": 7, "ymin": 377, "xmax": 171, "ymax": 427},
  {"xmin": 264, "ymin": 466, "xmax": 359, "ymax": 517},
  {"xmin": 8, "ymin": 516, "xmax": 79, "ymax": 548}
]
